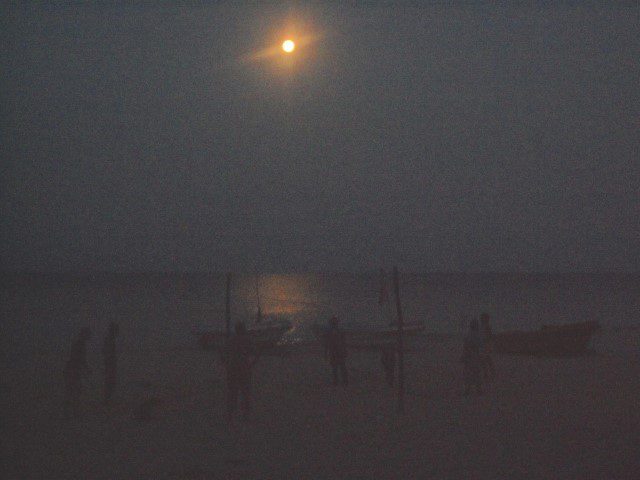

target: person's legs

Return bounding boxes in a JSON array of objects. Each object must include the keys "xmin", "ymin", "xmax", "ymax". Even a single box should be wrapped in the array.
[
  {"xmin": 463, "ymin": 367, "xmax": 471, "ymax": 396},
  {"xmin": 104, "ymin": 368, "xmax": 116, "ymax": 404},
  {"xmin": 481, "ymin": 355, "xmax": 490, "ymax": 382},
  {"xmin": 384, "ymin": 355, "xmax": 395, "ymax": 386},
  {"xmin": 340, "ymin": 361, "xmax": 348, "ymax": 386},
  {"xmin": 486, "ymin": 355, "xmax": 495, "ymax": 379},
  {"xmin": 227, "ymin": 376, "xmax": 239, "ymax": 418},
  {"xmin": 240, "ymin": 376, "xmax": 251, "ymax": 420},
  {"xmin": 64, "ymin": 377, "xmax": 81, "ymax": 419},
  {"xmin": 475, "ymin": 368, "xmax": 483, "ymax": 395},
  {"xmin": 63, "ymin": 383, "xmax": 73, "ymax": 418},
  {"xmin": 104, "ymin": 381, "xmax": 113, "ymax": 404}
]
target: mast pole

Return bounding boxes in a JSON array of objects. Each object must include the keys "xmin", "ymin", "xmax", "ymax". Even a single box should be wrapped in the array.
[
  {"xmin": 393, "ymin": 266, "xmax": 405, "ymax": 413},
  {"xmin": 255, "ymin": 273, "xmax": 262, "ymax": 323},
  {"xmin": 225, "ymin": 272, "xmax": 232, "ymax": 338}
]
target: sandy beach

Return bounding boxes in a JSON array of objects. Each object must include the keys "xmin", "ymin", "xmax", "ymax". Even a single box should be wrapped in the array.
[{"xmin": 3, "ymin": 328, "xmax": 639, "ymax": 479}]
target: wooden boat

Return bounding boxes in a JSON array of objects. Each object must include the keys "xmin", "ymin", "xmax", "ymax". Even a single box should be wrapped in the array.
[
  {"xmin": 493, "ymin": 321, "xmax": 600, "ymax": 356},
  {"xmin": 344, "ymin": 323, "xmax": 426, "ymax": 350},
  {"xmin": 311, "ymin": 322, "xmax": 425, "ymax": 351},
  {"xmin": 310, "ymin": 268, "xmax": 425, "ymax": 351},
  {"xmin": 195, "ymin": 316, "xmax": 292, "ymax": 351},
  {"xmin": 195, "ymin": 274, "xmax": 291, "ymax": 352}
]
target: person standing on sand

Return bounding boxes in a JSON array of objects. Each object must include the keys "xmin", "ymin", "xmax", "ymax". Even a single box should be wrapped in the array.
[
  {"xmin": 103, "ymin": 322, "xmax": 119, "ymax": 405},
  {"xmin": 461, "ymin": 319, "xmax": 482, "ymax": 396},
  {"xmin": 324, "ymin": 316, "xmax": 349, "ymax": 386},
  {"xmin": 380, "ymin": 343, "xmax": 396, "ymax": 386},
  {"xmin": 479, "ymin": 312, "xmax": 494, "ymax": 381},
  {"xmin": 224, "ymin": 322, "xmax": 256, "ymax": 420},
  {"xmin": 63, "ymin": 327, "xmax": 91, "ymax": 418}
]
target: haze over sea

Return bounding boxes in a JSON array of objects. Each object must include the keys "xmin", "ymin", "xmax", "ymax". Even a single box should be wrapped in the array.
[{"xmin": 2, "ymin": 272, "xmax": 639, "ymax": 361}]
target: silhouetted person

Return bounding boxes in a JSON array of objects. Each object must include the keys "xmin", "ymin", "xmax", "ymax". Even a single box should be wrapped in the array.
[
  {"xmin": 63, "ymin": 327, "xmax": 91, "ymax": 418},
  {"xmin": 324, "ymin": 316, "xmax": 348, "ymax": 386},
  {"xmin": 224, "ymin": 322, "xmax": 256, "ymax": 420},
  {"xmin": 480, "ymin": 312, "xmax": 494, "ymax": 381},
  {"xmin": 380, "ymin": 343, "xmax": 396, "ymax": 386},
  {"xmin": 103, "ymin": 322, "xmax": 119, "ymax": 405},
  {"xmin": 462, "ymin": 319, "xmax": 482, "ymax": 396}
]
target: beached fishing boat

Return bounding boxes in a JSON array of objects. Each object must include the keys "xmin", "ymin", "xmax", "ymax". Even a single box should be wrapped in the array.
[
  {"xmin": 311, "ymin": 268, "xmax": 425, "ymax": 351},
  {"xmin": 493, "ymin": 320, "xmax": 600, "ymax": 356},
  {"xmin": 312, "ymin": 269, "xmax": 425, "ymax": 350},
  {"xmin": 311, "ymin": 321, "xmax": 425, "ymax": 350},
  {"xmin": 348, "ymin": 323, "xmax": 425, "ymax": 350},
  {"xmin": 195, "ymin": 316, "xmax": 292, "ymax": 351}
]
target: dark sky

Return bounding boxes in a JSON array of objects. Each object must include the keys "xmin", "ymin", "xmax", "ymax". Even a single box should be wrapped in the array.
[{"xmin": 2, "ymin": 3, "xmax": 639, "ymax": 272}]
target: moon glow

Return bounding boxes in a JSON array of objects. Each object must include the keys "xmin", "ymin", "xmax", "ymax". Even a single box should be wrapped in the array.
[{"xmin": 282, "ymin": 40, "xmax": 295, "ymax": 53}]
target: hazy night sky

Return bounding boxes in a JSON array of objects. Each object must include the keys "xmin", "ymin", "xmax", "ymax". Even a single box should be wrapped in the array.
[{"xmin": 2, "ymin": 3, "xmax": 639, "ymax": 272}]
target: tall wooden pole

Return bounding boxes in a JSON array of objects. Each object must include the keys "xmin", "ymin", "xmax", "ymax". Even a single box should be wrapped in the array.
[
  {"xmin": 255, "ymin": 274, "xmax": 262, "ymax": 324},
  {"xmin": 393, "ymin": 266, "xmax": 405, "ymax": 413},
  {"xmin": 225, "ymin": 272, "xmax": 232, "ymax": 338}
]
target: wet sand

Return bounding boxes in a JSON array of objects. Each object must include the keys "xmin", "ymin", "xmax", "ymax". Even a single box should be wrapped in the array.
[{"xmin": 3, "ymin": 331, "xmax": 640, "ymax": 479}]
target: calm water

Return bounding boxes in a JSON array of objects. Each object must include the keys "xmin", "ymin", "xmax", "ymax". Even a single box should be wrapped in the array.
[{"xmin": 2, "ymin": 272, "xmax": 639, "ymax": 357}]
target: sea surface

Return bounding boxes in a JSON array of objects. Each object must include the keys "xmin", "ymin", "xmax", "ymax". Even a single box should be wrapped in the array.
[{"xmin": 2, "ymin": 272, "xmax": 639, "ymax": 360}]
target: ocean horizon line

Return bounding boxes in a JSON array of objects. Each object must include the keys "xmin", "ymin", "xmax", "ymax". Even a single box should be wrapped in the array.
[{"xmin": 2, "ymin": 269, "xmax": 639, "ymax": 277}]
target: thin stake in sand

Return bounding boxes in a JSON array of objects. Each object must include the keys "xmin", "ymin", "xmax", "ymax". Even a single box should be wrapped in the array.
[
  {"xmin": 393, "ymin": 266, "xmax": 405, "ymax": 414},
  {"xmin": 225, "ymin": 272, "xmax": 232, "ymax": 338}
]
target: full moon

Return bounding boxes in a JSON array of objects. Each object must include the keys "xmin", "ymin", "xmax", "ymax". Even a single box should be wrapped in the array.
[{"xmin": 282, "ymin": 39, "xmax": 295, "ymax": 53}]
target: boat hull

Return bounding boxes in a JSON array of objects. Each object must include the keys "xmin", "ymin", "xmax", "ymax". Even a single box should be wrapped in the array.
[
  {"xmin": 195, "ymin": 321, "xmax": 291, "ymax": 352},
  {"xmin": 312, "ymin": 323, "xmax": 425, "ymax": 351},
  {"xmin": 493, "ymin": 321, "xmax": 600, "ymax": 357}
]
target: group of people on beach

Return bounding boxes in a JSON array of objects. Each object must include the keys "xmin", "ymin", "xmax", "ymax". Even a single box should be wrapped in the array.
[
  {"xmin": 221, "ymin": 315, "xmax": 351, "ymax": 421},
  {"xmin": 219, "ymin": 312, "xmax": 494, "ymax": 421},
  {"xmin": 63, "ymin": 313, "xmax": 493, "ymax": 420}
]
